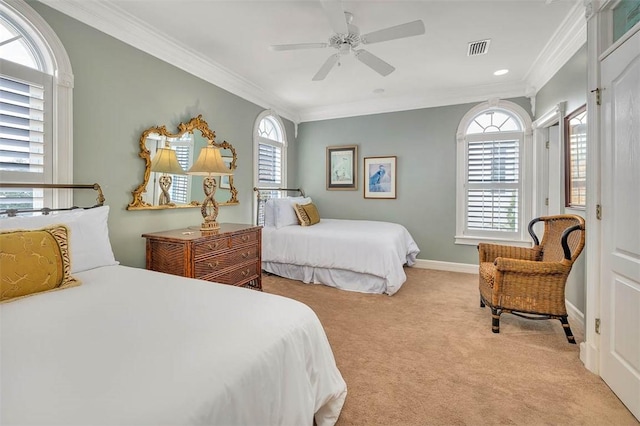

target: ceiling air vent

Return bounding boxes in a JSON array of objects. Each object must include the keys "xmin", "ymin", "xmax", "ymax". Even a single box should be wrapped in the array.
[{"xmin": 467, "ymin": 39, "xmax": 490, "ymax": 56}]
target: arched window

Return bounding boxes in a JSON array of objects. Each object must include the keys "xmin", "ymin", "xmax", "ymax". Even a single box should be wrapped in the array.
[
  {"xmin": 455, "ymin": 100, "xmax": 533, "ymax": 245},
  {"xmin": 254, "ymin": 111, "xmax": 287, "ymax": 187},
  {"xmin": 0, "ymin": 1, "xmax": 73, "ymax": 210}
]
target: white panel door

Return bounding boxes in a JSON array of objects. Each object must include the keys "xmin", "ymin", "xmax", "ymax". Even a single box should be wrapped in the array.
[{"xmin": 600, "ymin": 29, "xmax": 640, "ymax": 420}]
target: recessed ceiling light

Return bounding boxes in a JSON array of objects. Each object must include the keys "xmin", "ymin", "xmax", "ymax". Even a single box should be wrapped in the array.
[
  {"xmin": 494, "ymin": 69, "xmax": 509, "ymax": 76},
  {"xmin": 373, "ymin": 88, "xmax": 385, "ymax": 94}
]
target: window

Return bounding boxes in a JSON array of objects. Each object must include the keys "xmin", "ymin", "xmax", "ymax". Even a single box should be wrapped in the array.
[
  {"xmin": 253, "ymin": 110, "xmax": 287, "ymax": 224},
  {"xmin": 564, "ymin": 105, "xmax": 586, "ymax": 208},
  {"xmin": 254, "ymin": 111, "xmax": 286, "ymax": 187},
  {"xmin": 456, "ymin": 100, "xmax": 533, "ymax": 246},
  {"xmin": 0, "ymin": 1, "xmax": 73, "ymax": 211}
]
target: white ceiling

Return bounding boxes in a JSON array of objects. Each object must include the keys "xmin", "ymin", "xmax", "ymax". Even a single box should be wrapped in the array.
[{"xmin": 38, "ymin": 0, "xmax": 585, "ymax": 122}]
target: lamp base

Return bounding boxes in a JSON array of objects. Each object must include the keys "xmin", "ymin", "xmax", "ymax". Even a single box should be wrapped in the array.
[{"xmin": 200, "ymin": 218, "xmax": 220, "ymax": 232}]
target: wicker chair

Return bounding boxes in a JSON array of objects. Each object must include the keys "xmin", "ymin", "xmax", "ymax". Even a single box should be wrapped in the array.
[{"xmin": 478, "ymin": 214, "xmax": 586, "ymax": 343}]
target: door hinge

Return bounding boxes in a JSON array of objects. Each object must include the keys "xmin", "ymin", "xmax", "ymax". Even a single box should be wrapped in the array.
[
  {"xmin": 545, "ymin": 197, "xmax": 549, "ymax": 206},
  {"xmin": 595, "ymin": 318, "xmax": 601, "ymax": 334},
  {"xmin": 545, "ymin": 140, "xmax": 550, "ymax": 149},
  {"xmin": 591, "ymin": 88, "xmax": 601, "ymax": 106},
  {"xmin": 596, "ymin": 204, "xmax": 602, "ymax": 220}
]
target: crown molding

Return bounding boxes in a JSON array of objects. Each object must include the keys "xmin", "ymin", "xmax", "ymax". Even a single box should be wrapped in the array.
[
  {"xmin": 298, "ymin": 81, "xmax": 529, "ymax": 122},
  {"xmin": 524, "ymin": 0, "xmax": 587, "ymax": 93},
  {"xmin": 36, "ymin": 0, "xmax": 585, "ymax": 124},
  {"xmin": 36, "ymin": 0, "xmax": 301, "ymax": 123}
]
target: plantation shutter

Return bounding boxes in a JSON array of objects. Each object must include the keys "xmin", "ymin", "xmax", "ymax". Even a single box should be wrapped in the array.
[
  {"xmin": 0, "ymin": 62, "xmax": 52, "ymax": 212},
  {"xmin": 258, "ymin": 142, "xmax": 282, "ymax": 185},
  {"xmin": 0, "ymin": 75, "xmax": 45, "ymax": 175},
  {"xmin": 466, "ymin": 137, "xmax": 519, "ymax": 232},
  {"xmin": 170, "ymin": 143, "xmax": 191, "ymax": 204}
]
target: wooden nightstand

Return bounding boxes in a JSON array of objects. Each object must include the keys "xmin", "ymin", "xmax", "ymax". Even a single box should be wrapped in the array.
[{"xmin": 142, "ymin": 223, "xmax": 262, "ymax": 290}]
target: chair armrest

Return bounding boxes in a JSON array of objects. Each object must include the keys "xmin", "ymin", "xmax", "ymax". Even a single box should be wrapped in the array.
[
  {"xmin": 494, "ymin": 258, "xmax": 571, "ymax": 275},
  {"xmin": 478, "ymin": 243, "xmax": 541, "ymax": 263}
]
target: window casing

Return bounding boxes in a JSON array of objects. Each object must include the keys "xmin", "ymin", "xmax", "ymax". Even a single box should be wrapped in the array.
[
  {"xmin": 0, "ymin": 1, "xmax": 73, "ymax": 210},
  {"xmin": 456, "ymin": 100, "xmax": 533, "ymax": 246}
]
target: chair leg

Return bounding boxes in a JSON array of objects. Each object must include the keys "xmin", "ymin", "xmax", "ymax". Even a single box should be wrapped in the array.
[
  {"xmin": 491, "ymin": 308, "xmax": 500, "ymax": 333},
  {"xmin": 559, "ymin": 316, "xmax": 576, "ymax": 344}
]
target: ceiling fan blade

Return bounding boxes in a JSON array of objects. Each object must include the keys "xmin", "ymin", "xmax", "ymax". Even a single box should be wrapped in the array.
[
  {"xmin": 320, "ymin": 0, "xmax": 348, "ymax": 35},
  {"xmin": 270, "ymin": 43, "xmax": 328, "ymax": 51},
  {"xmin": 361, "ymin": 20, "xmax": 425, "ymax": 45},
  {"xmin": 312, "ymin": 54, "xmax": 340, "ymax": 81},
  {"xmin": 354, "ymin": 49, "xmax": 395, "ymax": 77}
]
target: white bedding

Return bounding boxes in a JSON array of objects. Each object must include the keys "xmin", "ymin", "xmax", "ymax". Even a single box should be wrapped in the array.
[
  {"xmin": 262, "ymin": 218, "xmax": 420, "ymax": 295},
  {"xmin": 1, "ymin": 265, "xmax": 347, "ymax": 426}
]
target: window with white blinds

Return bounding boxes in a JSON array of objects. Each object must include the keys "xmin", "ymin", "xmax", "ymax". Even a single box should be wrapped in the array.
[
  {"xmin": 253, "ymin": 111, "xmax": 287, "ymax": 225},
  {"xmin": 0, "ymin": 62, "xmax": 52, "ymax": 212},
  {"xmin": 466, "ymin": 137, "xmax": 519, "ymax": 232},
  {"xmin": 0, "ymin": 2, "xmax": 67, "ymax": 213},
  {"xmin": 1, "ymin": 75, "xmax": 45, "ymax": 175},
  {"xmin": 258, "ymin": 142, "xmax": 282, "ymax": 185},
  {"xmin": 254, "ymin": 112, "xmax": 286, "ymax": 187},
  {"xmin": 456, "ymin": 102, "xmax": 532, "ymax": 245}
]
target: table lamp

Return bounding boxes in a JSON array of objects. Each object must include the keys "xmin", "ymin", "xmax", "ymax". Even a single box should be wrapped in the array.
[
  {"xmin": 150, "ymin": 143, "xmax": 185, "ymax": 206},
  {"xmin": 187, "ymin": 140, "xmax": 233, "ymax": 231}
]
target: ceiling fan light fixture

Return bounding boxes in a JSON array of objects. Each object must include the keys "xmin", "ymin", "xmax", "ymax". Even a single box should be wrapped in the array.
[{"xmin": 271, "ymin": 4, "xmax": 425, "ymax": 81}]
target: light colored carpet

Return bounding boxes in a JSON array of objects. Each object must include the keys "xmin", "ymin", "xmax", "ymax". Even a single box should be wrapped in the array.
[{"xmin": 262, "ymin": 267, "xmax": 639, "ymax": 426}]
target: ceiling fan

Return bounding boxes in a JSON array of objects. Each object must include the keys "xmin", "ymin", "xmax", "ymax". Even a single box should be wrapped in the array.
[{"xmin": 269, "ymin": 1, "xmax": 425, "ymax": 81}]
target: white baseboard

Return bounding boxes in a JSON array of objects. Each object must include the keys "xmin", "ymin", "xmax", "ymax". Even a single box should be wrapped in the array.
[
  {"xmin": 565, "ymin": 299, "xmax": 585, "ymax": 332},
  {"xmin": 413, "ymin": 259, "xmax": 478, "ymax": 274},
  {"xmin": 580, "ymin": 341, "xmax": 600, "ymax": 374}
]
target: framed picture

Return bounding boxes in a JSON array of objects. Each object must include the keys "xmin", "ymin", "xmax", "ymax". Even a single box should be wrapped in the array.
[
  {"xmin": 220, "ymin": 156, "xmax": 233, "ymax": 189},
  {"xmin": 564, "ymin": 104, "xmax": 587, "ymax": 208},
  {"xmin": 326, "ymin": 145, "xmax": 358, "ymax": 190},
  {"xmin": 364, "ymin": 156, "xmax": 396, "ymax": 199}
]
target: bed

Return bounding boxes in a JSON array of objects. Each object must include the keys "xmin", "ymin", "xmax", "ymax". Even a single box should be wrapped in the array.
[
  {"xmin": 254, "ymin": 188, "xmax": 420, "ymax": 295},
  {"xmin": 0, "ymin": 184, "xmax": 347, "ymax": 426}
]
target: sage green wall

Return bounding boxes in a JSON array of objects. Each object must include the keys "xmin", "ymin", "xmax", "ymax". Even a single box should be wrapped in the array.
[
  {"xmin": 535, "ymin": 43, "xmax": 587, "ymax": 316},
  {"xmin": 296, "ymin": 97, "xmax": 532, "ymax": 265},
  {"xmin": 30, "ymin": 1, "xmax": 297, "ymax": 268},
  {"xmin": 536, "ymin": 44, "xmax": 587, "ymax": 119}
]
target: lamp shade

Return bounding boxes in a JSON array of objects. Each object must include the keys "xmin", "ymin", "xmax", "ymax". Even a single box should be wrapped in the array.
[
  {"xmin": 150, "ymin": 148, "xmax": 185, "ymax": 175},
  {"xmin": 188, "ymin": 146, "xmax": 233, "ymax": 176}
]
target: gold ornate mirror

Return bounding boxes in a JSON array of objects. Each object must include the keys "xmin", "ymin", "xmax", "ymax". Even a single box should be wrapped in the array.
[{"xmin": 127, "ymin": 115, "xmax": 239, "ymax": 210}]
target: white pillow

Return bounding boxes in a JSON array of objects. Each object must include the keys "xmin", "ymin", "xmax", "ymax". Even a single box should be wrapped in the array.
[
  {"xmin": 264, "ymin": 199, "xmax": 276, "ymax": 227},
  {"xmin": 273, "ymin": 197, "xmax": 311, "ymax": 229},
  {"xmin": 0, "ymin": 206, "xmax": 119, "ymax": 273}
]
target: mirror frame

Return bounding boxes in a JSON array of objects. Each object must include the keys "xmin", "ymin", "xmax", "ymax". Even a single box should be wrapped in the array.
[{"xmin": 127, "ymin": 115, "xmax": 238, "ymax": 210}]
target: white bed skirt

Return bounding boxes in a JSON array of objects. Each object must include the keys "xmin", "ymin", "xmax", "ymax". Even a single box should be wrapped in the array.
[{"xmin": 263, "ymin": 261, "xmax": 392, "ymax": 294}]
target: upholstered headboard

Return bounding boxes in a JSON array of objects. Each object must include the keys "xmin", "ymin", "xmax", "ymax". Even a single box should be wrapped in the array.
[
  {"xmin": 253, "ymin": 187, "xmax": 305, "ymax": 226},
  {"xmin": 0, "ymin": 183, "xmax": 104, "ymax": 217}
]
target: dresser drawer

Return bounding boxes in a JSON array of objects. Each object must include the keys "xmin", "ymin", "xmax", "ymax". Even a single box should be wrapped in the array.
[
  {"xmin": 207, "ymin": 262, "xmax": 259, "ymax": 285},
  {"xmin": 194, "ymin": 237, "xmax": 229, "ymax": 258},
  {"xmin": 230, "ymin": 230, "xmax": 259, "ymax": 248},
  {"xmin": 194, "ymin": 246, "xmax": 259, "ymax": 278}
]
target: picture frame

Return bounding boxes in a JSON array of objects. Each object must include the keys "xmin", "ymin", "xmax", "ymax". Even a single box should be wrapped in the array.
[
  {"xmin": 219, "ymin": 156, "xmax": 233, "ymax": 189},
  {"xmin": 564, "ymin": 104, "xmax": 587, "ymax": 208},
  {"xmin": 326, "ymin": 145, "xmax": 358, "ymax": 190},
  {"xmin": 364, "ymin": 156, "xmax": 397, "ymax": 199}
]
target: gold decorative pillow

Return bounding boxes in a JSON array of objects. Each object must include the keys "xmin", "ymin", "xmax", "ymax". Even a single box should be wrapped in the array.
[
  {"xmin": 0, "ymin": 225, "xmax": 80, "ymax": 303},
  {"xmin": 301, "ymin": 203, "xmax": 321, "ymax": 226},
  {"xmin": 294, "ymin": 203, "xmax": 311, "ymax": 226}
]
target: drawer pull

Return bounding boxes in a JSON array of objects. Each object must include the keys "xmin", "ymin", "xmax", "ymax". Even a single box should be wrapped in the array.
[
  {"xmin": 207, "ymin": 261, "xmax": 220, "ymax": 269},
  {"xmin": 241, "ymin": 235, "xmax": 250, "ymax": 242},
  {"xmin": 241, "ymin": 269, "xmax": 250, "ymax": 277},
  {"xmin": 206, "ymin": 242, "xmax": 220, "ymax": 250},
  {"xmin": 241, "ymin": 251, "xmax": 251, "ymax": 259}
]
